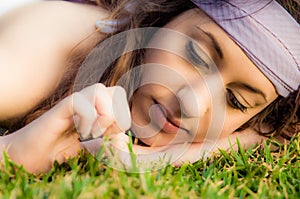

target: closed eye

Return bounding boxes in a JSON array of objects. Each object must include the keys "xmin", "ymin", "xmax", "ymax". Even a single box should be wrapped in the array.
[
  {"xmin": 226, "ymin": 88, "xmax": 247, "ymax": 112},
  {"xmin": 185, "ymin": 40, "xmax": 210, "ymax": 70}
]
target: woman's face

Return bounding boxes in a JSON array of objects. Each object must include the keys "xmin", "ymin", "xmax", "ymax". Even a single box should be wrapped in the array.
[{"xmin": 130, "ymin": 8, "xmax": 278, "ymax": 147}]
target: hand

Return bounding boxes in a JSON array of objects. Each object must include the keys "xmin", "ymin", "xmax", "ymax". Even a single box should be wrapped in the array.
[
  {"xmin": 4, "ymin": 83, "xmax": 131, "ymax": 174},
  {"xmin": 104, "ymin": 128, "xmax": 265, "ymax": 171},
  {"xmin": 68, "ymin": 83, "xmax": 131, "ymax": 140}
]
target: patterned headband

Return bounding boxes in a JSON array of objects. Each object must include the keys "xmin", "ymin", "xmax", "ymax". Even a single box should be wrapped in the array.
[{"xmin": 190, "ymin": 0, "xmax": 300, "ymax": 97}]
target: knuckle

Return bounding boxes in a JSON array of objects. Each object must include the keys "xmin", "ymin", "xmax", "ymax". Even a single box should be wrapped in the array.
[
  {"xmin": 95, "ymin": 83, "xmax": 106, "ymax": 91},
  {"xmin": 113, "ymin": 85, "xmax": 126, "ymax": 93},
  {"xmin": 94, "ymin": 83, "xmax": 108, "ymax": 96}
]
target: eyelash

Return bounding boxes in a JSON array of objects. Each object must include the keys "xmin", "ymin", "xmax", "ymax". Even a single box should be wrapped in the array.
[
  {"xmin": 186, "ymin": 40, "xmax": 210, "ymax": 69},
  {"xmin": 186, "ymin": 41, "xmax": 246, "ymax": 113},
  {"xmin": 226, "ymin": 89, "xmax": 247, "ymax": 112}
]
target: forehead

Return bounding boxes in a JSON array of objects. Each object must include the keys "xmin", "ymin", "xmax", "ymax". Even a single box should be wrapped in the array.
[{"xmin": 162, "ymin": 8, "xmax": 278, "ymax": 101}]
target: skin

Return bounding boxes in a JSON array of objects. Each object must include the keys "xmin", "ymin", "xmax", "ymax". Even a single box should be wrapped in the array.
[
  {"xmin": 130, "ymin": 9, "xmax": 278, "ymax": 147},
  {"xmin": 0, "ymin": 1, "xmax": 109, "ymax": 121},
  {"xmin": 0, "ymin": 2, "xmax": 278, "ymax": 173},
  {"xmin": 0, "ymin": 1, "xmax": 122, "ymax": 173}
]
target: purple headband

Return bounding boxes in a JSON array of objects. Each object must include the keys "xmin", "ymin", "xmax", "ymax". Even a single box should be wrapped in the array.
[{"xmin": 190, "ymin": 0, "xmax": 300, "ymax": 97}]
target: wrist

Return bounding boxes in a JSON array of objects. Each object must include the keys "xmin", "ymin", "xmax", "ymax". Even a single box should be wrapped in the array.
[{"xmin": 2, "ymin": 127, "xmax": 52, "ymax": 174}]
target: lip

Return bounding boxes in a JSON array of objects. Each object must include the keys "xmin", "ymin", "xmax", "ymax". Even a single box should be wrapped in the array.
[{"xmin": 152, "ymin": 100, "xmax": 189, "ymax": 134}]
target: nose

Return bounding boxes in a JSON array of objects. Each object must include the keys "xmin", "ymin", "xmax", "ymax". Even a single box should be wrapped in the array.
[
  {"xmin": 176, "ymin": 80, "xmax": 210, "ymax": 118},
  {"xmin": 176, "ymin": 74, "xmax": 226, "ymax": 144},
  {"xmin": 176, "ymin": 74, "xmax": 225, "ymax": 119}
]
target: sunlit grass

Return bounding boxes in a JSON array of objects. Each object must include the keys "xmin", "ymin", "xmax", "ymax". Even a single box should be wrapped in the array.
[{"xmin": 0, "ymin": 134, "xmax": 299, "ymax": 198}]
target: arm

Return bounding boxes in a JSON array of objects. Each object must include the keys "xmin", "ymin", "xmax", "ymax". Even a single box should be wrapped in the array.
[
  {"xmin": 0, "ymin": 84, "xmax": 131, "ymax": 174},
  {"xmin": 0, "ymin": 1, "xmax": 120, "ymax": 173},
  {"xmin": 0, "ymin": 0, "xmax": 110, "ymax": 120}
]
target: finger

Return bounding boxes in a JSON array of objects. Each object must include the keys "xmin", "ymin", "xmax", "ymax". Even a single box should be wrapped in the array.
[
  {"xmin": 105, "ymin": 133, "xmax": 199, "ymax": 168},
  {"xmin": 72, "ymin": 92, "xmax": 97, "ymax": 140},
  {"xmin": 93, "ymin": 85, "xmax": 131, "ymax": 137},
  {"xmin": 79, "ymin": 83, "xmax": 115, "ymax": 139},
  {"xmin": 110, "ymin": 133, "xmax": 130, "ymax": 148},
  {"xmin": 93, "ymin": 84, "xmax": 114, "ymax": 118},
  {"xmin": 90, "ymin": 115, "xmax": 110, "ymax": 138},
  {"xmin": 80, "ymin": 84, "xmax": 131, "ymax": 134},
  {"xmin": 108, "ymin": 133, "xmax": 133, "ymax": 167},
  {"xmin": 106, "ymin": 86, "xmax": 131, "ymax": 131},
  {"xmin": 93, "ymin": 84, "xmax": 115, "ymax": 132},
  {"xmin": 109, "ymin": 134, "xmax": 170, "ymax": 169},
  {"xmin": 79, "ymin": 83, "xmax": 114, "ymax": 118}
]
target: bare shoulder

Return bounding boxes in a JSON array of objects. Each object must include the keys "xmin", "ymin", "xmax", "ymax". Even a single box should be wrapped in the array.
[{"xmin": 0, "ymin": 1, "xmax": 109, "ymax": 121}]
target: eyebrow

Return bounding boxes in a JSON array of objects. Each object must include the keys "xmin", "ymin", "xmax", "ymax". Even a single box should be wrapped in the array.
[
  {"xmin": 234, "ymin": 82, "xmax": 267, "ymax": 102},
  {"xmin": 196, "ymin": 26, "xmax": 223, "ymax": 59}
]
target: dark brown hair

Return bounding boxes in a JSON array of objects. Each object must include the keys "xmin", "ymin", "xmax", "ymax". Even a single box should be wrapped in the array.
[{"xmin": 10, "ymin": 0, "xmax": 299, "ymax": 140}]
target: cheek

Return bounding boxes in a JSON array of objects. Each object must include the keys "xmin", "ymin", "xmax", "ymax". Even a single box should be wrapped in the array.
[{"xmin": 220, "ymin": 107, "xmax": 264, "ymax": 137}]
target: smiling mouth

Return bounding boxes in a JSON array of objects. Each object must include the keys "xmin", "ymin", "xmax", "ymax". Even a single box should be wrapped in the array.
[{"xmin": 152, "ymin": 100, "xmax": 189, "ymax": 134}]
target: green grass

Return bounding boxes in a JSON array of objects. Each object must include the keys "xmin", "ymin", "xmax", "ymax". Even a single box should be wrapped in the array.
[{"xmin": 0, "ymin": 134, "xmax": 299, "ymax": 199}]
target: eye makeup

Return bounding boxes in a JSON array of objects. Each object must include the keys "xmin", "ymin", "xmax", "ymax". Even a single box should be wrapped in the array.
[
  {"xmin": 185, "ymin": 40, "xmax": 210, "ymax": 70},
  {"xmin": 226, "ymin": 88, "xmax": 248, "ymax": 112}
]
